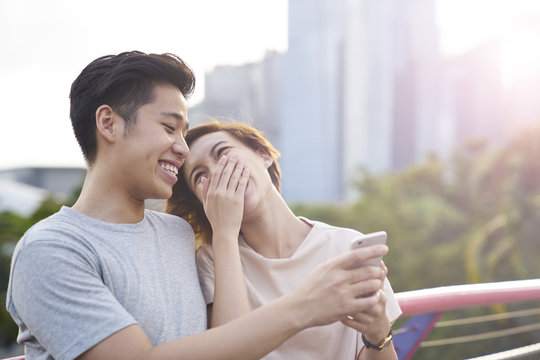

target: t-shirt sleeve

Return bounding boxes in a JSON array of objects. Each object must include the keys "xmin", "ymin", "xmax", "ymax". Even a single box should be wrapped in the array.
[
  {"xmin": 9, "ymin": 239, "xmax": 137, "ymax": 360},
  {"xmin": 195, "ymin": 245, "xmax": 215, "ymax": 305}
]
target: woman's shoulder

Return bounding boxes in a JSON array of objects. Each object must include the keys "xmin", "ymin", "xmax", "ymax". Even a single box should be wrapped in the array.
[
  {"xmin": 298, "ymin": 216, "xmax": 363, "ymax": 237},
  {"xmin": 196, "ymin": 244, "xmax": 214, "ymax": 261}
]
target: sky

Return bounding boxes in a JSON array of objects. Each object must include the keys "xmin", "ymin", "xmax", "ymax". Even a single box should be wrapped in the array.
[
  {"xmin": 0, "ymin": 0, "xmax": 288, "ymax": 169},
  {"xmin": 1, "ymin": 0, "xmax": 539, "ymax": 170}
]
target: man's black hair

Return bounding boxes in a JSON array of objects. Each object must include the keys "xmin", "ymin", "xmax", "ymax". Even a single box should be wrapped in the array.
[{"xmin": 69, "ymin": 51, "xmax": 195, "ymax": 164}]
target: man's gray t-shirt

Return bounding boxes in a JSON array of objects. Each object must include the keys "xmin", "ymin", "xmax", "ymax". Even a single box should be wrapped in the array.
[{"xmin": 6, "ymin": 206, "xmax": 207, "ymax": 360}]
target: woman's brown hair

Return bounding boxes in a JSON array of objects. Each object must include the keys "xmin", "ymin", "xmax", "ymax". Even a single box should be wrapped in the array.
[{"xmin": 166, "ymin": 120, "xmax": 281, "ymax": 245}]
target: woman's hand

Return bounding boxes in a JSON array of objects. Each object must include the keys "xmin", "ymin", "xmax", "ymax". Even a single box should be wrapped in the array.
[
  {"xmin": 200, "ymin": 155, "xmax": 251, "ymax": 326},
  {"xmin": 341, "ymin": 260, "xmax": 392, "ymax": 349},
  {"xmin": 198, "ymin": 155, "xmax": 250, "ymax": 241}
]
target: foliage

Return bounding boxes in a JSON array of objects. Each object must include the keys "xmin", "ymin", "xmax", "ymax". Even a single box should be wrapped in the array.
[
  {"xmin": 0, "ymin": 194, "xmax": 73, "ymax": 346},
  {"xmin": 292, "ymin": 125, "xmax": 540, "ymax": 359},
  {"xmin": 1, "ymin": 126, "xmax": 539, "ymax": 355}
]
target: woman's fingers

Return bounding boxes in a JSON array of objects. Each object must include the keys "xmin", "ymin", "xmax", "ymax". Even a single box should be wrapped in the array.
[
  {"xmin": 228, "ymin": 160, "xmax": 246, "ymax": 194},
  {"xmin": 216, "ymin": 155, "xmax": 237, "ymax": 192},
  {"xmin": 208, "ymin": 154, "xmax": 229, "ymax": 192},
  {"xmin": 209, "ymin": 155, "xmax": 246, "ymax": 196},
  {"xmin": 198, "ymin": 176, "xmax": 209, "ymax": 207},
  {"xmin": 236, "ymin": 168, "xmax": 250, "ymax": 195}
]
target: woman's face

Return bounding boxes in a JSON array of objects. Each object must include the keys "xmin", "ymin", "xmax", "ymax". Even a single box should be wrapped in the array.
[{"xmin": 183, "ymin": 131, "xmax": 273, "ymax": 213}]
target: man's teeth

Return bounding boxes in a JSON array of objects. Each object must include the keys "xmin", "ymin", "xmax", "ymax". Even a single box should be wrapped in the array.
[{"xmin": 161, "ymin": 163, "xmax": 178, "ymax": 175}]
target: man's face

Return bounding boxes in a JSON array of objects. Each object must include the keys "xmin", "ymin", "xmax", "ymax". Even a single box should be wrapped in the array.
[{"xmin": 116, "ymin": 83, "xmax": 190, "ymax": 201}]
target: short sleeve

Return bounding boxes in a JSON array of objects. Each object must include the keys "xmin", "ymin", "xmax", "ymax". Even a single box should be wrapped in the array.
[
  {"xmin": 195, "ymin": 245, "xmax": 216, "ymax": 304},
  {"xmin": 8, "ymin": 240, "xmax": 136, "ymax": 360}
]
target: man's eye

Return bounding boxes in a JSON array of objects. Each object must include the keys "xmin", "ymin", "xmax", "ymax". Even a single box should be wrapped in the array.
[{"xmin": 164, "ymin": 124, "xmax": 175, "ymax": 132}]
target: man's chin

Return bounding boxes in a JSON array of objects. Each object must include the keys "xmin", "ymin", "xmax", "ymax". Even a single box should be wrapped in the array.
[{"xmin": 147, "ymin": 188, "xmax": 173, "ymax": 202}]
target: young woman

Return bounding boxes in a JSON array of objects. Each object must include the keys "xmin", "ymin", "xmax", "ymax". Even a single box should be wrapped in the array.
[{"xmin": 167, "ymin": 121, "xmax": 401, "ymax": 360}]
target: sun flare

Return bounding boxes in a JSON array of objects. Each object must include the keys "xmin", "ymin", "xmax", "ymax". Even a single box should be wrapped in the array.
[
  {"xmin": 437, "ymin": 0, "xmax": 540, "ymax": 88},
  {"xmin": 500, "ymin": 18, "xmax": 540, "ymax": 86}
]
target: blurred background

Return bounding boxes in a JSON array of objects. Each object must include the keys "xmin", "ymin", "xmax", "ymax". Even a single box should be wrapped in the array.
[{"xmin": 1, "ymin": 0, "xmax": 539, "ymax": 358}]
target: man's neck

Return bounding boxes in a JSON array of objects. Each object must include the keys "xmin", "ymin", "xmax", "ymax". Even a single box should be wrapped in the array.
[{"xmin": 72, "ymin": 169, "xmax": 146, "ymax": 224}]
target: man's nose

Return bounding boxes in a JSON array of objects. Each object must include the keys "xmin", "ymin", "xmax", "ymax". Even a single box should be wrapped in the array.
[{"xmin": 172, "ymin": 136, "xmax": 189, "ymax": 158}]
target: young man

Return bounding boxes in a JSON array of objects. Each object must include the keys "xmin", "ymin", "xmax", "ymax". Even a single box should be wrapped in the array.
[{"xmin": 6, "ymin": 51, "xmax": 390, "ymax": 360}]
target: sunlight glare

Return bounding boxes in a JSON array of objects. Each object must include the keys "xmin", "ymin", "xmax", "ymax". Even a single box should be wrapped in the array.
[
  {"xmin": 501, "ymin": 17, "xmax": 540, "ymax": 86},
  {"xmin": 436, "ymin": 0, "xmax": 510, "ymax": 55},
  {"xmin": 438, "ymin": 0, "xmax": 540, "ymax": 89}
]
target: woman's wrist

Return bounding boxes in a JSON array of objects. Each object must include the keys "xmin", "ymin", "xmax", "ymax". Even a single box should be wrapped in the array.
[
  {"xmin": 211, "ymin": 230, "xmax": 239, "ymax": 245},
  {"xmin": 363, "ymin": 324, "xmax": 391, "ymax": 345}
]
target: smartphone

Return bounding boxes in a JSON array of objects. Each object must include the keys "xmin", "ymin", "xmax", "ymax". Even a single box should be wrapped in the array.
[{"xmin": 350, "ymin": 231, "xmax": 387, "ymax": 267}]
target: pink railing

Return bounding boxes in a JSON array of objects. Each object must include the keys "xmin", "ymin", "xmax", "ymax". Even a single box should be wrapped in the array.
[
  {"xmin": 396, "ymin": 279, "xmax": 540, "ymax": 316},
  {"xmin": 3, "ymin": 280, "xmax": 539, "ymax": 360},
  {"xmin": 393, "ymin": 279, "xmax": 540, "ymax": 359}
]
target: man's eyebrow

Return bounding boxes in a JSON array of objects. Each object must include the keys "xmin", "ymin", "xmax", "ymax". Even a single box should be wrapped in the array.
[
  {"xmin": 160, "ymin": 111, "xmax": 184, "ymax": 120},
  {"xmin": 188, "ymin": 140, "xmax": 227, "ymax": 185}
]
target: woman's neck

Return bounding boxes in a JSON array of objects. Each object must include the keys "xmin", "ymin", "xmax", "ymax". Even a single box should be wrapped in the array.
[{"xmin": 240, "ymin": 195, "xmax": 312, "ymax": 259}]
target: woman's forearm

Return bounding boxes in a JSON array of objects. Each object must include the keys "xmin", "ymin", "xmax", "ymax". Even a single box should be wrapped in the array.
[{"xmin": 211, "ymin": 232, "xmax": 251, "ymax": 327}]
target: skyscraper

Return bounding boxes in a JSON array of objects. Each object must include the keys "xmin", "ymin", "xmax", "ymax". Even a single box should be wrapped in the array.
[{"xmin": 279, "ymin": 0, "xmax": 345, "ymax": 203}]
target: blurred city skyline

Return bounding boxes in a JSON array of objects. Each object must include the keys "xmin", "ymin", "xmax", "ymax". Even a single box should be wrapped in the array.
[
  {"xmin": 192, "ymin": 0, "xmax": 540, "ymax": 202},
  {"xmin": 1, "ymin": 0, "xmax": 539, "ymax": 176}
]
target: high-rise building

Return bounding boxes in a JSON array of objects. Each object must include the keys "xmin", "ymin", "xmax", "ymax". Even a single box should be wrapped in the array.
[
  {"xmin": 342, "ymin": 0, "xmax": 396, "ymax": 198},
  {"xmin": 190, "ymin": 51, "xmax": 283, "ymax": 148},
  {"xmin": 194, "ymin": 0, "xmax": 536, "ymax": 204},
  {"xmin": 444, "ymin": 40, "xmax": 505, "ymax": 149},
  {"xmin": 282, "ymin": 0, "xmax": 441, "ymax": 201},
  {"xmin": 279, "ymin": 0, "xmax": 345, "ymax": 203},
  {"xmin": 390, "ymin": 0, "xmax": 442, "ymax": 170}
]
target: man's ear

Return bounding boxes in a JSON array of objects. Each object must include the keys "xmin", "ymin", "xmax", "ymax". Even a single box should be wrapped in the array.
[
  {"xmin": 256, "ymin": 149, "xmax": 273, "ymax": 168},
  {"xmin": 95, "ymin": 105, "xmax": 119, "ymax": 143}
]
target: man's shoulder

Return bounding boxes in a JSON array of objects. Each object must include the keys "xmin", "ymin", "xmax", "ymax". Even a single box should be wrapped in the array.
[
  {"xmin": 145, "ymin": 209, "xmax": 191, "ymax": 230},
  {"xmin": 22, "ymin": 208, "xmax": 75, "ymax": 241},
  {"xmin": 13, "ymin": 208, "xmax": 96, "ymax": 259}
]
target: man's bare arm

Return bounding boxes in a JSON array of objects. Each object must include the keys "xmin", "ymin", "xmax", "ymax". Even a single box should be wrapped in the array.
[{"xmin": 80, "ymin": 245, "xmax": 389, "ymax": 360}]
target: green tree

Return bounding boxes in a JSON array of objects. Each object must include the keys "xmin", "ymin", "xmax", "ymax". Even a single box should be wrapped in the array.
[
  {"xmin": 0, "ymin": 195, "xmax": 67, "ymax": 345},
  {"xmin": 292, "ymin": 125, "xmax": 540, "ymax": 359}
]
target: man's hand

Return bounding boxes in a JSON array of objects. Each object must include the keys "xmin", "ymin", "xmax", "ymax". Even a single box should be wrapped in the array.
[{"xmin": 289, "ymin": 244, "xmax": 389, "ymax": 328}]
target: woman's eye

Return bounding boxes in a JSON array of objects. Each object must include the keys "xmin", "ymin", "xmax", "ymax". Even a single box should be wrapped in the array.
[
  {"xmin": 193, "ymin": 172, "xmax": 205, "ymax": 185},
  {"xmin": 216, "ymin": 147, "xmax": 230, "ymax": 159}
]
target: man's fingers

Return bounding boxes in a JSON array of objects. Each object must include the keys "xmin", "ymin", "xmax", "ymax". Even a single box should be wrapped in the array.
[
  {"xmin": 333, "ymin": 244, "xmax": 388, "ymax": 270},
  {"xmin": 342, "ymin": 290, "xmax": 388, "ymax": 331},
  {"xmin": 380, "ymin": 260, "xmax": 388, "ymax": 279}
]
